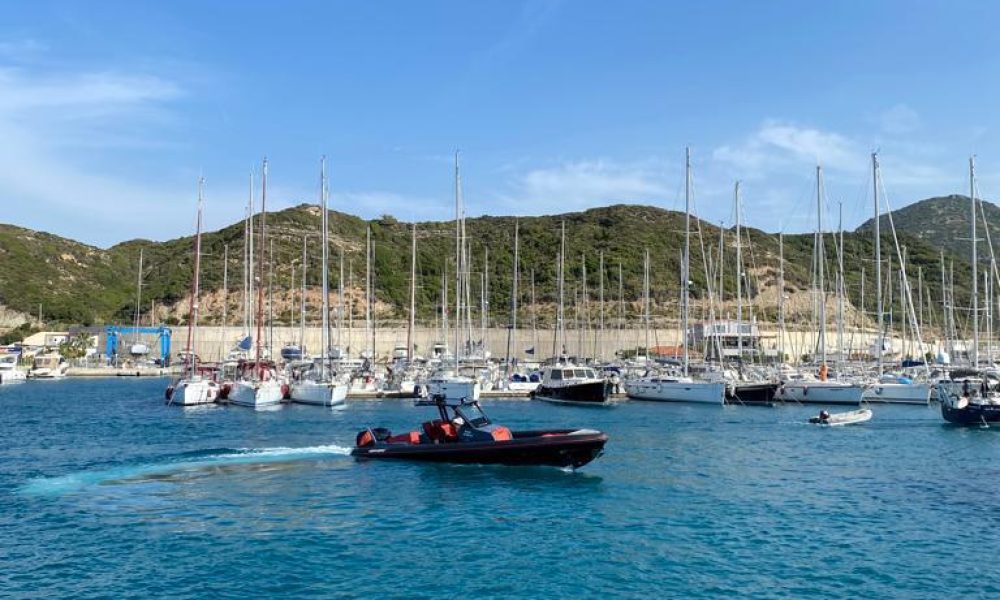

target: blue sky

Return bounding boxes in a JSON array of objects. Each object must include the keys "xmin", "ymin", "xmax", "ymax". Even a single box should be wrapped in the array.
[{"xmin": 1, "ymin": 0, "xmax": 998, "ymax": 246}]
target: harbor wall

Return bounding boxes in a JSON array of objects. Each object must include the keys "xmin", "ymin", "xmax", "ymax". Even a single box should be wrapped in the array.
[{"xmin": 177, "ymin": 325, "xmax": 945, "ymax": 364}]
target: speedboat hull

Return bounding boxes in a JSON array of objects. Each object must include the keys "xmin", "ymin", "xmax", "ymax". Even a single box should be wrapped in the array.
[
  {"xmin": 352, "ymin": 429, "xmax": 608, "ymax": 469},
  {"xmin": 533, "ymin": 380, "xmax": 612, "ymax": 406},
  {"xmin": 626, "ymin": 380, "xmax": 725, "ymax": 404},
  {"xmin": 290, "ymin": 380, "xmax": 348, "ymax": 406}
]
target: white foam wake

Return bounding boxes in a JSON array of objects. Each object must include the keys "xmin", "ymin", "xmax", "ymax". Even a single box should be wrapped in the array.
[{"xmin": 20, "ymin": 443, "xmax": 352, "ymax": 496}]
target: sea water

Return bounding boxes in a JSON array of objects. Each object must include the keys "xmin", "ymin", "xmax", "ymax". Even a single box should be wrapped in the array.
[{"xmin": 2, "ymin": 378, "xmax": 1000, "ymax": 598}]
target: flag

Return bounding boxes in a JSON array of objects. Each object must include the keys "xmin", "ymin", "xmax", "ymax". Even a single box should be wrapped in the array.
[{"xmin": 524, "ymin": 346, "xmax": 535, "ymax": 355}]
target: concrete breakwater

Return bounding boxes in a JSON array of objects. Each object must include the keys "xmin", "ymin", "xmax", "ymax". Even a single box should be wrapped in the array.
[{"xmin": 151, "ymin": 324, "xmax": 943, "ymax": 364}]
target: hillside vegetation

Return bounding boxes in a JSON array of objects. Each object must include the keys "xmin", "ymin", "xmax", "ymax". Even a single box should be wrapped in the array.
[{"xmin": 0, "ymin": 198, "xmax": 984, "ymax": 337}]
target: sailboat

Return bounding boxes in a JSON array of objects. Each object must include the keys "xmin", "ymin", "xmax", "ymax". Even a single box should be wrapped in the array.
[
  {"xmin": 165, "ymin": 178, "xmax": 220, "ymax": 406},
  {"xmin": 624, "ymin": 148, "xmax": 725, "ymax": 404},
  {"xmin": 229, "ymin": 158, "xmax": 287, "ymax": 408},
  {"xmin": 940, "ymin": 157, "xmax": 1000, "ymax": 424},
  {"xmin": 426, "ymin": 152, "xmax": 480, "ymax": 402},
  {"xmin": 776, "ymin": 166, "xmax": 864, "ymax": 406},
  {"xmin": 290, "ymin": 157, "xmax": 349, "ymax": 406},
  {"xmin": 863, "ymin": 153, "xmax": 930, "ymax": 404}
]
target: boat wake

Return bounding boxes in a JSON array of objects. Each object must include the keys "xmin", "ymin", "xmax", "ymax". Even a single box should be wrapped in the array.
[{"xmin": 19, "ymin": 444, "xmax": 352, "ymax": 496}]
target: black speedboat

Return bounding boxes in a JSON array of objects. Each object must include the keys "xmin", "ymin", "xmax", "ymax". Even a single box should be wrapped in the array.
[
  {"xmin": 531, "ymin": 363, "xmax": 613, "ymax": 406},
  {"xmin": 351, "ymin": 396, "xmax": 608, "ymax": 469}
]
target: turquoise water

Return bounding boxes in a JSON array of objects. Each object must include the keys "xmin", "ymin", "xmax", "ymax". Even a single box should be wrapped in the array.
[{"xmin": 3, "ymin": 378, "xmax": 1000, "ymax": 598}]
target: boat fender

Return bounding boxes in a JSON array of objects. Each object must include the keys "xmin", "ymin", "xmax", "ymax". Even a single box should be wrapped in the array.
[
  {"xmin": 875, "ymin": 387, "xmax": 883, "ymax": 395},
  {"xmin": 281, "ymin": 383, "xmax": 290, "ymax": 399},
  {"xmin": 803, "ymin": 385, "xmax": 808, "ymax": 396},
  {"xmin": 165, "ymin": 386, "xmax": 174, "ymax": 401}
]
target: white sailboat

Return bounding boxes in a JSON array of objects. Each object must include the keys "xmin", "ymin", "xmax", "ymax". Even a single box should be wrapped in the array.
[
  {"xmin": 861, "ymin": 153, "xmax": 930, "ymax": 404},
  {"xmin": 166, "ymin": 178, "xmax": 220, "ymax": 406},
  {"xmin": 625, "ymin": 148, "xmax": 725, "ymax": 404},
  {"xmin": 230, "ymin": 158, "xmax": 286, "ymax": 408},
  {"xmin": 777, "ymin": 166, "xmax": 864, "ymax": 406},
  {"xmin": 290, "ymin": 157, "xmax": 348, "ymax": 406},
  {"xmin": 427, "ymin": 151, "xmax": 480, "ymax": 401}
]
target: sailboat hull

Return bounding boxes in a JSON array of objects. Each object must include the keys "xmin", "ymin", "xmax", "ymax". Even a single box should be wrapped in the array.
[
  {"xmin": 625, "ymin": 380, "xmax": 725, "ymax": 404},
  {"xmin": 290, "ymin": 380, "xmax": 348, "ymax": 406},
  {"xmin": 863, "ymin": 382, "xmax": 930, "ymax": 404},
  {"xmin": 168, "ymin": 379, "xmax": 219, "ymax": 405},
  {"xmin": 778, "ymin": 382, "xmax": 864, "ymax": 405},
  {"xmin": 941, "ymin": 401, "xmax": 1000, "ymax": 425},
  {"xmin": 229, "ymin": 380, "xmax": 285, "ymax": 407}
]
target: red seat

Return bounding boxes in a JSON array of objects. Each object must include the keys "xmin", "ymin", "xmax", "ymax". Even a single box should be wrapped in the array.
[
  {"xmin": 387, "ymin": 431, "xmax": 421, "ymax": 444},
  {"xmin": 422, "ymin": 420, "xmax": 458, "ymax": 443}
]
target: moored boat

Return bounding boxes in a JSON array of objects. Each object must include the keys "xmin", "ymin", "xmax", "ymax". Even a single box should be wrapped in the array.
[
  {"xmin": 532, "ymin": 362, "xmax": 612, "ymax": 406},
  {"xmin": 351, "ymin": 396, "xmax": 607, "ymax": 469},
  {"xmin": 0, "ymin": 353, "xmax": 27, "ymax": 384},
  {"xmin": 938, "ymin": 376, "xmax": 1000, "ymax": 426},
  {"xmin": 808, "ymin": 408, "xmax": 873, "ymax": 426}
]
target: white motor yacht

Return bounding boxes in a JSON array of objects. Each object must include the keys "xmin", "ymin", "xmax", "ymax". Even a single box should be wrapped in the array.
[
  {"xmin": 29, "ymin": 353, "xmax": 68, "ymax": 379},
  {"xmin": 0, "ymin": 353, "xmax": 27, "ymax": 384},
  {"xmin": 426, "ymin": 368, "xmax": 480, "ymax": 402}
]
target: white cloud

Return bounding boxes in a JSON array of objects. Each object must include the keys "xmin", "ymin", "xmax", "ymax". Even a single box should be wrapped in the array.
[
  {"xmin": 494, "ymin": 159, "xmax": 673, "ymax": 214},
  {"xmin": 713, "ymin": 121, "xmax": 862, "ymax": 174},
  {"xmin": 0, "ymin": 64, "xmax": 189, "ymax": 244}
]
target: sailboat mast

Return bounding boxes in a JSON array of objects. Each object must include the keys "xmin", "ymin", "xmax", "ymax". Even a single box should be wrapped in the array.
[
  {"xmin": 221, "ymin": 244, "xmax": 228, "ymax": 362},
  {"xmin": 408, "ymin": 223, "xmax": 417, "ymax": 361},
  {"xmin": 778, "ymin": 232, "xmax": 786, "ymax": 363},
  {"xmin": 300, "ymin": 236, "xmax": 307, "ymax": 355},
  {"xmin": 816, "ymin": 165, "xmax": 827, "ymax": 365},
  {"xmin": 683, "ymin": 147, "xmax": 691, "ymax": 375},
  {"xmin": 598, "ymin": 250, "xmax": 605, "ymax": 361},
  {"xmin": 971, "ymin": 156, "xmax": 979, "ymax": 367},
  {"xmin": 511, "ymin": 220, "xmax": 520, "ymax": 364},
  {"xmin": 365, "ymin": 224, "xmax": 372, "ymax": 357},
  {"xmin": 247, "ymin": 172, "xmax": 255, "ymax": 341},
  {"xmin": 873, "ymin": 153, "xmax": 884, "ymax": 375},
  {"xmin": 558, "ymin": 221, "xmax": 566, "ymax": 356},
  {"xmin": 643, "ymin": 249, "xmax": 650, "ymax": 360},
  {"xmin": 735, "ymin": 181, "xmax": 743, "ymax": 362},
  {"xmin": 255, "ymin": 159, "xmax": 267, "ymax": 370},
  {"xmin": 837, "ymin": 201, "xmax": 845, "ymax": 371},
  {"xmin": 454, "ymin": 152, "xmax": 462, "ymax": 364},
  {"xmin": 186, "ymin": 179, "xmax": 204, "ymax": 377},
  {"xmin": 320, "ymin": 157, "xmax": 330, "ymax": 378}
]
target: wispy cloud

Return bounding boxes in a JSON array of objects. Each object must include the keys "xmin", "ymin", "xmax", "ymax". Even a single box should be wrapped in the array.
[
  {"xmin": 713, "ymin": 120, "xmax": 862, "ymax": 174},
  {"xmin": 0, "ymin": 60, "xmax": 192, "ymax": 243},
  {"xmin": 492, "ymin": 158, "xmax": 675, "ymax": 214}
]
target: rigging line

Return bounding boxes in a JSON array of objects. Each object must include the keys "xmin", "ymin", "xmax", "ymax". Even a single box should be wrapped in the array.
[{"xmin": 877, "ymin": 165, "xmax": 929, "ymax": 374}]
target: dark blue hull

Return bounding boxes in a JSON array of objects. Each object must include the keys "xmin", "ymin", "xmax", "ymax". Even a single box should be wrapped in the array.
[
  {"xmin": 941, "ymin": 402, "xmax": 1000, "ymax": 425},
  {"xmin": 533, "ymin": 380, "xmax": 612, "ymax": 405}
]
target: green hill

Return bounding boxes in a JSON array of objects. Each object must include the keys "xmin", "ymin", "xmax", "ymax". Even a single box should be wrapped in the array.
[{"xmin": 0, "ymin": 201, "xmax": 979, "ymax": 337}]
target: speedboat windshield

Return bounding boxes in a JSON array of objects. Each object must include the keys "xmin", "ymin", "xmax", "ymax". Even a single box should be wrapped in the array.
[{"xmin": 455, "ymin": 403, "xmax": 490, "ymax": 428}]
